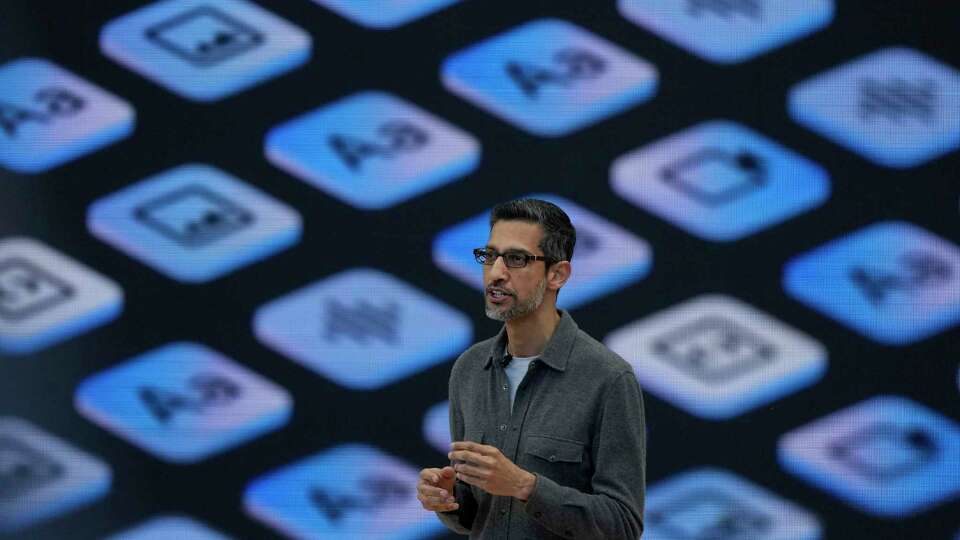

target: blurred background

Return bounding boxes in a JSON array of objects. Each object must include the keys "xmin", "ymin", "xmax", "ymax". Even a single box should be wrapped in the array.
[{"xmin": 1, "ymin": 1, "xmax": 959, "ymax": 538}]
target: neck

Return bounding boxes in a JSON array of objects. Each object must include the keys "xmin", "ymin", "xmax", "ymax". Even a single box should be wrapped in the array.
[{"xmin": 505, "ymin": 303, "xmax": 561, "ymax": 358}]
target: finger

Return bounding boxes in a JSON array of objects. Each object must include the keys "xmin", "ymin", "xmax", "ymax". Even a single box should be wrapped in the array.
[
  {"xmin": 456, "ymin": 471, "xmax": 487, "ymax": 487},
  {"xmin": 419, "ymin": 468, "xmax": 441, "ymax": 484},
  {"xmin": 451, "ymin": 441, "xmax": 486, "ymax": 453},
  {"xmin": 453, "ymin": 462, "xmax": 488, "ymax": 479},
  {"xmin": 440, "ymin": 466, "xmax": 456, "ymax": 477},
  {"xmin": 448, "ymin": 450, "xmax": 485, "ymax": 464},
  {"xmin": 418, "ymin": 484, "xmax": 451, "ymax": 498},
  {"xmin": 425, "ymin": 501, "xmax": 460, "ymax": 512}
]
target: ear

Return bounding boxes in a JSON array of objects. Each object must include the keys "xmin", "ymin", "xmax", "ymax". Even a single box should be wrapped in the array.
[{"xmin": 546, "ymin": 260, "xmax": 571, "ymax": 292}]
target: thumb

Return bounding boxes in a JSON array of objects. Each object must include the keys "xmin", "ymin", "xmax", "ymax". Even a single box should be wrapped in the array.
[{"xmin": 440, "ymin": 466, "xmax": 456, "ymax": 477}]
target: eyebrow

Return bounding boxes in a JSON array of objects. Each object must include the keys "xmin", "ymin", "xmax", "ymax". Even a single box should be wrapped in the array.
[{"xmin": 484, "ymin": 245, "xmax": 535, "ymax": 256}]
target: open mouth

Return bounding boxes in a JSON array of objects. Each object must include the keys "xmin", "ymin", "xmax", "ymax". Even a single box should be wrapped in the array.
[{"xmin": 486, "ymin": 287, "xmax": 512, "ymax": 304}]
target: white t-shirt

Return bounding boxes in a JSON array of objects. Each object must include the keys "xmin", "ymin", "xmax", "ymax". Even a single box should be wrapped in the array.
[{"xmin": 504, "ymin": 355, "xmax": 537, "ymax": 411}]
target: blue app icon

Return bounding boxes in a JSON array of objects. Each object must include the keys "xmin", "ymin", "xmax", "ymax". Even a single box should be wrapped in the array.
[
  {"xmin": 101, "ymin": 0, "xmax": 311, "ymax": 102},
  {"xmin": 618, "ymin": 0, "xmax": 834, "ymax": 64},
  {"xmin": 779, "ymin": 395, "xmax": 960, "ymax": 516},
  {"xmin": 0, "ymin": 417, "xmax": 112, "ymax": 533},
  {"xmin": 442, "ymin": 18, "xmax": 658, "ymax": 137},
  {"xmin": 790, "ymin": 47, "xmax": 960, "ymax": 168},
  {"xmin": 244, "ymin": 444, "xmax": 446, "ymax": 540},
  {"xmin": 88, "ymin": 163, "xmax": 301, "ymax": 283},
  {"xmin": 0, "ymin": 58, "xmax": 134, "ymax": 173},
  {"xmin": 106, "ymin": 515, "xmax": 233, "ymax": 540},
  {"xmin": 645, "ymin": 468, "xmax": 822, "ymax": 540},
  {"xmin": 784, "ymin": 221, "xmax": 960, "ymax": 345},
  {"xmin": 433, "ymin": 194, "xmax": 653, "ymax": 310},
  {"xmin": 0, "ymin": 237, "xmax": 123, "ymax": 355},
  {"xmin": 611, "ymin": 120, "xmax": 830, "ymax": 242},
  {"xmin": 606, "ymin": 295, "xmax": 827, "ymax": 420},
  {"xmin": 254, "ymin": 268, "xmax": 472, "ymax": 389},
  {"xmin": 266, "ymin": 91, "xmax": 480, "ymax": 209},
  {"xmin": 75, "ymin": 342, "xmax": 292, "ymax": 464},
  {"xmin": 311, "ymin": 0, "xmax": 461, "ymax": 29}
]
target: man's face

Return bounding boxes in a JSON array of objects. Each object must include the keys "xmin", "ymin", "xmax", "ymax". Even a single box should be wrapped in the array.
[{"xmin": 483, "ymin": 220, "xmax": 549, "ymax": 322}]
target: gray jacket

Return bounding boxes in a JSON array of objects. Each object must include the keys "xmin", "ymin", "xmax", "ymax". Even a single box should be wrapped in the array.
[{"xmin": 437, "ymin": 310, "xmax": 646, "ymax": 539}]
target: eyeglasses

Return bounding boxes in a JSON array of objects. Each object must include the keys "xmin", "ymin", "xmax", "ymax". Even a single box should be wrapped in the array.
[{"xmin": 473, "ymin": 247, "xmax": 551, "ymax": 268}]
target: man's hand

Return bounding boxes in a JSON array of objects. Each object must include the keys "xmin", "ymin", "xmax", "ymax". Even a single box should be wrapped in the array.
[
  {"xmin": 448, "ymin": 441, "xmax": 537, "ymax": 500},
  {"xmin": 417, "ymin": 466, "xmax": 459, "ymax": 512}
]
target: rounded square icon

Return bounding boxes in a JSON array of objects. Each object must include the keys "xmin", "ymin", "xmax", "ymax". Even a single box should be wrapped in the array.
[
  {"xmin": 618, "ymin": 0, "xmax": 834, "ymax": 64},
  {"xmin": 790, "ymin": 47, "xmax": 960, "ymax": 168},
  {"xmin": 254, "ymin": 268, "xmax": 473, "ymax": 390},
  {"xmin": 442, "ymin": 18, "xmax": 659, "ymax": 137},
  {"xmin": 311, "ymin": 0, "xmax": 461, "ymax": 29},
  {"xmin": 0, "ymin": 237, "xmax": 123, "ymax": 355},
  {"xmin": 606, "ymin": 294, "xmax": 827, "ymax": 420},
  {"xmin": 432, "ymin": 194, "xmax": 653, "ymax": 310},
  {"xmin": 783, "ymin": 221, "xmax": 960, "ymax": 345},
  {"xmin": 265, "ymin": 91, "xmax": 480, "ymax": 209},
  {"xmin": 611, "ymin": 120, "xmax": 830, "ymax": 242},
  {"xmin": 0, "ymin": 58, "xmax": 135, "ymax": 174},
  {"xmin": 778, "ymin": 395, "xmax": 960, "ymax": 516},
  {"xmin": 88, "ymin": 163, "xmax": 302, "ymax": 283},
  {"xmin": 244, "ymin": 444, "xmax": 446, "ymax": 540},
  {"xmin": 0, "ymin": 417, "xmax": 112, "ymax": 533},
  {"xmin": 105, "ymin": 515, "xmax": 232, "ymax": 540},
  {"xmin": 75, "ymin": 342, "xmax": 292, "ymax": 464},
  {"xmin": 101, "ymin": 0, "xmax": 311, "ymax": 102},
  {"xmin": 646, "ymin": 468, "xmax": 822, "ymax": 540}
]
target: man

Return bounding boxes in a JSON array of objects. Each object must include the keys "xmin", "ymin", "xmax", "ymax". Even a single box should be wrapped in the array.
[{"xmin": 417, "ymin": 198, "xmax": 646, "ymax": 539}]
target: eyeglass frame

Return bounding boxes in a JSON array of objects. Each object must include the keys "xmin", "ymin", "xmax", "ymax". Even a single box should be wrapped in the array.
[{"xmin": 472, "ymin": 247, "xmax": 556, "ymax": 269}]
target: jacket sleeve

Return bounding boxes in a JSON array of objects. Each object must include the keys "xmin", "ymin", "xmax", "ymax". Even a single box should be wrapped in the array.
[
  {"xmin": 522, "ymin": 371, "xmax": 646, "ymax": 539},
  {"xmin": 435, "ymin": 362, "xmax": 478, "ymax": 535}
]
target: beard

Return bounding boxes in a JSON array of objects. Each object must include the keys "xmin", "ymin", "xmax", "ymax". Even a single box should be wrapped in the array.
[{"xmin": 485, "ymin": 276, "xmax": 547, "ymax": 321}]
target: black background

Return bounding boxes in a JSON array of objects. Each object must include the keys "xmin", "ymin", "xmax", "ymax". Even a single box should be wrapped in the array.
[{"xmin": 1, "ymin": 0, "xmax": 959, "ymax": 538}]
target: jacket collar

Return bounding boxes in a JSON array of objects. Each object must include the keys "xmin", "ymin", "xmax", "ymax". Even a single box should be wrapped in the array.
[{"xmin": 483, "ymin": 310, "xmax": 577, "ymax": 372}]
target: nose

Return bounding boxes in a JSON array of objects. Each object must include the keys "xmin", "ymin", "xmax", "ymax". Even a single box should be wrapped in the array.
[{"xmin": 486, "ymin": 253, "xmax": 510, "ymax": 282}]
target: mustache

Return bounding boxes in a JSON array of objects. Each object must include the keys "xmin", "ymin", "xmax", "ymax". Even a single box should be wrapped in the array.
[{"xmin": 485, "ymin": 284, "xmax": 516, "ymax": 296}]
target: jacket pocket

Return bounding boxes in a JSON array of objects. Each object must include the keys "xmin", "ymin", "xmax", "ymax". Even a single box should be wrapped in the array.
[
  {"xmin": 523, "ymin": 434, "xmax": 587, "ymax": 490},
  {"xmin": 525, "ymin": 434, "xmax": 584, "ymax": 463}
]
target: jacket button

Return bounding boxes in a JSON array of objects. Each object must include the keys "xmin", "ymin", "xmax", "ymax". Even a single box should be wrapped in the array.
[
  {"xmin": 499, "ymin": 423, "xmax": 507, "ymax": 431},
  {"xmin": 499, "ymin": 508, "xmax": 507, "ymax": 515},
  {"xmin": 548, "ymin": 455, "xmax": 557, "ymax": 462}
]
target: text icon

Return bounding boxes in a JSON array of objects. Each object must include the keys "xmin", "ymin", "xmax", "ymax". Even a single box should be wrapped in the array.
[
  {"xmin": 0, "ymin": 58, "xmax": 134, "ymax": 173},
  {"xmin": 606, "ymin": 294, "xmax": 826, "ymax": 419},
  {"xmin": 101, "ymin": 0, "xmax": 311, "ymax": 102},
  {"xmin": 75, "ymin": 342, "xmax": 292, "ymax": 463},
  {"xmin": 88, "ymin": 163, "xmax": 301, "ymax": 283},
  {"xmin": 783, "ymin": 221, "xmax": 960, "ymax": 345},
  {"xmin": 611, "ymin": 120, "xmax": 830, "ymax": 241},
  {"xmin": 0, "ymin": 237, "xmax": 123, "ymax": 355},
  {"xmin": 442, "ymin": 18, "xmax": 658, "ymax": 136},
  {"xmin": 244, "ymin": 444, "xmax": 445, "ymax": 539},
  {"xmin": 254, "ymin": 268, "xmax": 472, "ymax": 389},
  {"xmin": 266, "ymin": 91, "xmax": 480, "ymax": 209},
  {"xmin": 779, "ymin": 396, "xmax": 960, "ymax": 516},
  {"xmin": 790, "ymin": 47, "xmax": 960, "ymax": 168}
]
